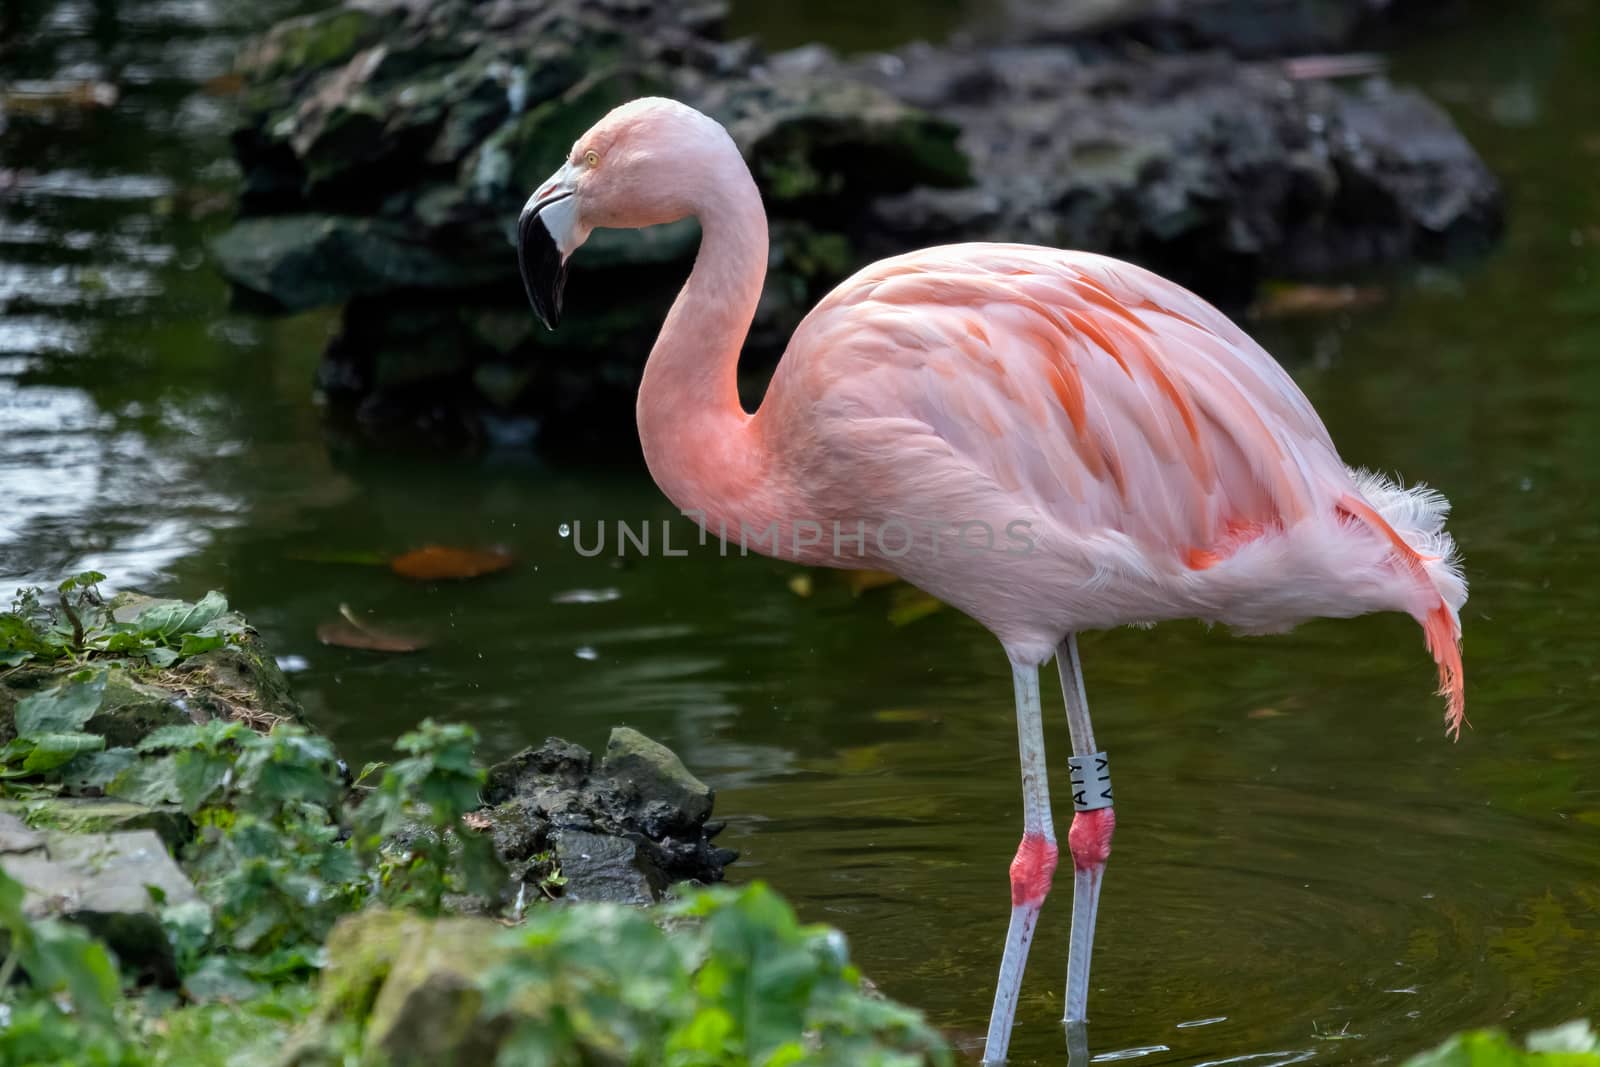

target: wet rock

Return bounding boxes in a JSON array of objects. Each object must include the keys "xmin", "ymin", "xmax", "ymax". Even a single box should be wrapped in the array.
[
  {"xmin": 236, "ymin": 6, "xmax": 399, "ymax": 86},
  {"xmin": 477, "ymin": 729, "xmax": 736, "ymax": 904},
  {"xmin": 552, "ymin": 828, "xmax": 663, "ymax": 904},
  {"xmin": 210, "ymin": 214, "xmax": 498, "ymax": 313},
  {"xmin": 986, "ymin": 0, "xmax": 1391, "ymax": 57},
  {"xmin": 601, "ymin": 726, "xmax": 712, "ymax": 832},
  {"xmin": 838, "ymin": 44, "xmax": 1502, "ymax": 299},
  {"xmin": 0, "ymin": 819, "xmax": 203, "ymax": 984}
]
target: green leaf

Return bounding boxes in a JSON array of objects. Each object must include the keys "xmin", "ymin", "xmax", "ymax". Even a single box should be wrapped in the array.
[
  {"xmin": 0, "ymin": 648, "xmax": 33, "ymax": 666},
  {"xmin": 59, "ymin": 746, "xmax": 138, "ymax": 791},
  {"xmin": 183, "ymin": 954, "xmax": 266, "ymax": 1003},
  {"xmin": 137, "ymin": 724, "xmax": 209, "ymax": 752},
  {"xmin": 1400, "ymin": 1027, "xmax": 1600, "ymax": 1066},
  {"xmin": 1, "ymin": 611, "xmax": 55, "ymax": 658},
  {"xmin": 456, "ymin": 829, "xmax": 509, "ymax": 901},
  {"xmin": 57, "ymin": 571, "xmax": 106, "ymax": 593},
  {"xmin": 144, "ymin": 646, "xmax": 180, "ymax": 667},
  {"xmin": 132, "ymin": 590, "xmax": 229, "ymax": 639},
  {"xmin": 174, "ymin": 750, "xmax": 234, "ymax": 813},
  {"xmin": 20, "ymin": 731, "xmax": 106, "ymax": 773},
  {"xmin": 107, "ymin": 753, "xmax": 182, "ymax": 806},
  {"xmin": 14, "ymin": 671, "xmax": 107, "ymax": 737},
  {"xmin": 0, "ymin": 870, "xmax": 123, "ymax": 1030},
  {"xmin": 178, "ymin": 630, "xmax": 229, "ymax": 657}
]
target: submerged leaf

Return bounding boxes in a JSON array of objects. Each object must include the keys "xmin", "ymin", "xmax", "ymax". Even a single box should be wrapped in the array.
[
  {"xmin": 389, "ymin": 544, "xmax": 514, "ymax": 581},
  {"xmin": 886, "ymin": 589, "xmax": 944, "ymax": 627},
  {"xmin": 317, "ymin": 604, "xmax": 428, "ymax": 653},
  {"xmin": 1251, "ymin": 283, "xmax": 1384, "ymax": 319}
]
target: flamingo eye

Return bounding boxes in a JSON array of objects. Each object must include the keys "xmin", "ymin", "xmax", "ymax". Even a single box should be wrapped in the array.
[{"xmin": 584, "ymin": 150, "xmax": 600, "ymax": 168}]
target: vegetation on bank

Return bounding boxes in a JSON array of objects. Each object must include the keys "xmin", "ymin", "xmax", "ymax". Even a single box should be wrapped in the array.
[{"xmin": 0, "ymin": 579, "xmax": 951, "ymax": 1065}]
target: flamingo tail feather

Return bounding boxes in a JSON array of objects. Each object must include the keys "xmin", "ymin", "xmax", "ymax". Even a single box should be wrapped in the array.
[{"xmin": 1341, "ymin": 471, "xmax": 1468, "ymax": 738}]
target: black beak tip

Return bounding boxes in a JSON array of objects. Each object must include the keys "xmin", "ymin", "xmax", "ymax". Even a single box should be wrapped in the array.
[{"xmin": 517, "ymin": 208, "xmax": 567, "ymax": 331}]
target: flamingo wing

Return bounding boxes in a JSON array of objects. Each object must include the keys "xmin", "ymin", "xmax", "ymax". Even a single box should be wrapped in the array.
[{"xmin": 774, "ymin": 245, "xmax": 1346, "ymax": 561}]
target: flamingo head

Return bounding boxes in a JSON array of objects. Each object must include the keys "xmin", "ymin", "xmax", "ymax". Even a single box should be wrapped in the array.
[{"xmin": 517, "ymin": 96, "xmax": 734, "ymax": 328}]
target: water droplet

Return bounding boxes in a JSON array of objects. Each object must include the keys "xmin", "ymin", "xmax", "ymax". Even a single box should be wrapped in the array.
[
  {"xmin": 558, "ymin": 523, "xmax": 571, "ymax": 538},
  {"xmin": 575, "ymin": 646, "xmax": 598, "ymax": 661}
]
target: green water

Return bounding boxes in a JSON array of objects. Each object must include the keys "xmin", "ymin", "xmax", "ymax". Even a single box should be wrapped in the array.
[{"xmin": 3, "ymin": 1, "xmax": 1599, "ymax": 1063}]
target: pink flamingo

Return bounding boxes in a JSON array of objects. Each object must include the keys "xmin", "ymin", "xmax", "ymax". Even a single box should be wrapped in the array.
[{"xmin": 517, "ymin": 98, "xmax": 1467, "ymax": 1062}]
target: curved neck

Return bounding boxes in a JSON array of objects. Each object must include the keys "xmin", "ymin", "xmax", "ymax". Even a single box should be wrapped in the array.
[{"xmin": 636, "ymin": 154, "xmax": 773, "ymax": 525}]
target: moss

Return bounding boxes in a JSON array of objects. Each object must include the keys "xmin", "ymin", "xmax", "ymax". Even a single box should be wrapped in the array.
[
  {"xmin": 284, "ymin": 910, "xmax": 518, "ymax": 1067},
  {"xmin": 172, "ymin": 636, "xmax": 301, "ymax": 728},
  {"xmin": 12, "ymin": 798, "xmax": 191, "ymax": 852},
  {"xmin": 87, "ymin": 668, "xmax": 193, "ymax": 748},
  {"xmin": 241, "ymin": 9, "xmax": 391, "ymax": 83}
]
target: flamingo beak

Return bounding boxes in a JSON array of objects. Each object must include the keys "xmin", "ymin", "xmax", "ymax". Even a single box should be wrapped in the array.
[{"xmin": 517, "ymin": 163, "xmax": 584, "ymax": 330}]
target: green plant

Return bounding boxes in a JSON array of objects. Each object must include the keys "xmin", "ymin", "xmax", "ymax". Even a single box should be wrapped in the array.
[
  {"xmin": 482, "ymin": 882, "xmax": 952, "ymax": 1067},
  {"xmin": 1403, "ymin": 1022, "xmax": 1600, "ymax": 1066},
  {"xmin": 0, "ymin": 869, "xmax": 142, "ymax": 1067},
  {"xmin": 1, "ymin": 669, "xmax": 108, "ymax": 779},
  {"xmin": 0, "ymin": 576, "xmax": 246, "ymax": 668},
  {"xmin": 353, "ymin": 718, "xmax": 506, "ymax": 913}
]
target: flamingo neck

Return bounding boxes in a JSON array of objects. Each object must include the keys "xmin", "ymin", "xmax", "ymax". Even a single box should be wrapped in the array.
[{"xmin": 636, "ymin": 153, "xmax": 774, "ymax": 530}]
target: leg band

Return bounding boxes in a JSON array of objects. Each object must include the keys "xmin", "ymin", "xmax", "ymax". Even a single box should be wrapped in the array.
[{"xmin": 1067, "ymin": 751, "xmax": 1113, "ymax": 811}]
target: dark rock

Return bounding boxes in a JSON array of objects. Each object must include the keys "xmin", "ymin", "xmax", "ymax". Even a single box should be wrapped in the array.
[
  {"xmin": 987, "ymin": 0, "xmax": 1390, "ymax": 58},
  {"xmin": 236, "ymin": 6, "xmax": 399, "ymax": 85},
  {"xmin": 552, "ymin": 827, "xmax": 664, "ymax": 904},
  {"xmin": 838, "ymin": 45, "xmax": 1501, "ymax": 298},
  {"xmin": 600, "ymin": 726, "xmax": 712, "ymax": 832},
  {"xmin": 174, "ymin": 639, "xmax": 302, "ymax": 727},
  {"xmin": 476, "ymin": 730, "xmax": 735, "ymax": 904},
  {"xmin": 210, "ymin": 214, "xmax": 500, "ymax": 313},
  {"xmin": 0, "ymin": 820, "xmax": 204, "ymax": 985}
]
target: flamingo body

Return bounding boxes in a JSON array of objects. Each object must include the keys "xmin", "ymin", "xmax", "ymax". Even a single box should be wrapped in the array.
[
  {"xmin": 516, "ymin": 97, "xmax": 1468, "ymax": 1059},
  {"xmin": 685, "ymin": 241, "xmax": 1466, "ymax": 725}
]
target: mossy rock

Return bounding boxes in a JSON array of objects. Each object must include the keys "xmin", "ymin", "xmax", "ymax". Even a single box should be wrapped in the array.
[
  {"xmin": 282, "ymin": 910, "xmax": 518, "ymax": 1067},
  {"xmin": 468, "ymin": 65, "xmax": 670, "ymax": 210},
  {"xmin": 1, "ymin": 664, "xmax": 193, "ymax": 749},
  {"xmin": 237, "ymin": 7, "xmax": 396, "ymax": 84},
  {"xmin": 719, "ymin": 78, "xmax": 972, "ymax": 204},
  {"xmin": 87, "ymin": 667, "xmax": 195, "ymax": 748},
  {"xmin": 209, "ymin": 214, "xmax": 500, "ymax": 312},
  {"xmin": 173, "ymin": 637, "xmax": 302, "ymax": 727},
  {"xmin": 7, "ymin": 797, "xmax": 192, "ymax": 852}
]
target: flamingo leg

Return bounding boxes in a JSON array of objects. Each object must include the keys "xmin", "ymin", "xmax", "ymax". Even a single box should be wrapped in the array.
[
  {"xmin": 1058, "ymin": 634, "xmax": 1115, "ymax": 1026},
  {"xmin": 982, "ymin": 663, "xmax": 1058, "ymax": 1066}
]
